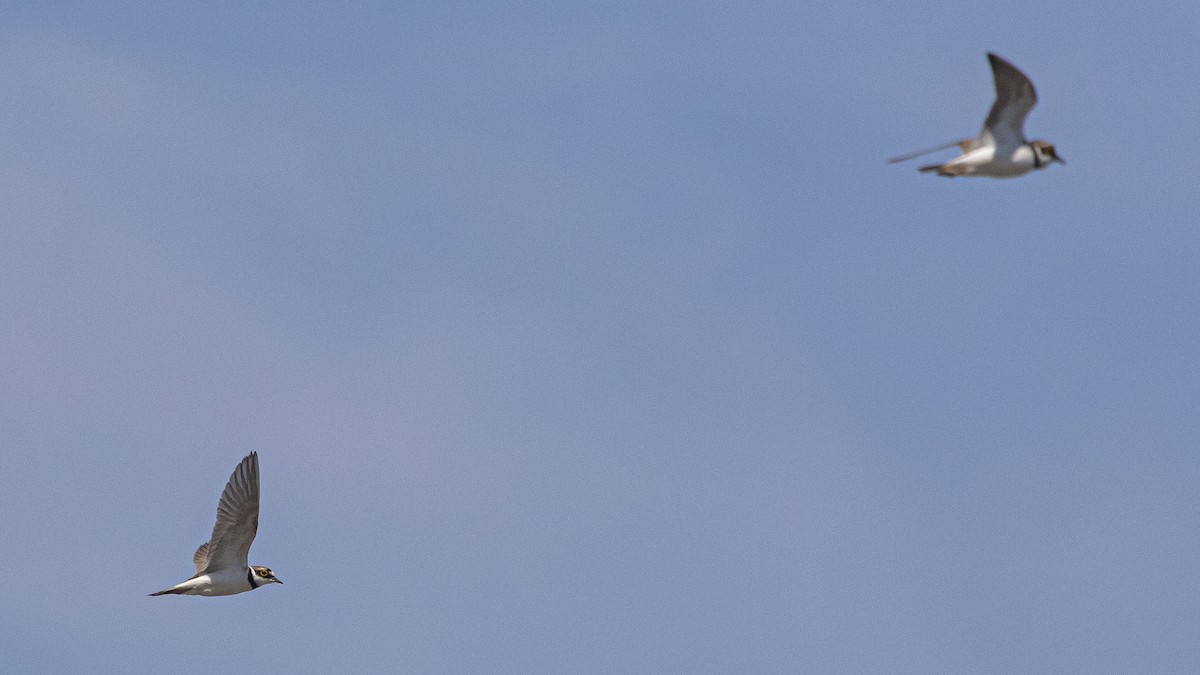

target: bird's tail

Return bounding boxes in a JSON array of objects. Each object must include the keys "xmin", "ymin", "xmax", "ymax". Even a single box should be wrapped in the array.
[{"xmin": 149, "ymin": 587, "xmax": 187, "ymax": 596}]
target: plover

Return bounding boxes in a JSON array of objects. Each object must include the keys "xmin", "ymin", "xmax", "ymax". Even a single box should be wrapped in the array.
[
  {"xmin": 150, "ymin": 452, "xmax": 282, "ymax": 596},
  {"xmin": 889, "ymin": 53, "xmax": 1063, "ymax": 178}
]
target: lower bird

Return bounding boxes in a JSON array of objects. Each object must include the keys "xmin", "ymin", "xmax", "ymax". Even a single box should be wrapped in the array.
[
  {"xmin": 150, "ymin": 452, "xmax": 282, "ymax": 596},
  {"xmin": 889, "ymin": 53, "xmax": 1064, "ymax": 178}
]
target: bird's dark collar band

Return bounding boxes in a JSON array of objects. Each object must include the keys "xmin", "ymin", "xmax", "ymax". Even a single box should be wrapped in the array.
[
  {"xmin": 1030, "ymin": 143, "xmax": 1042, "ymax": 168},
  {"xmin": 248, "ymin": 568, "xmax": 258, "ymax": 589}
]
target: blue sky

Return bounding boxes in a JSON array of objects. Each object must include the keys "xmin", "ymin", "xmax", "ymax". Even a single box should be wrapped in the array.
[{"xmin": 3, "ymin": 2, "xmax": 1199, "ymax": 673}]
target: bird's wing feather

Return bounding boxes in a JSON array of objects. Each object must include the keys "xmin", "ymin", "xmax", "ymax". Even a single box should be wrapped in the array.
[
  {"xmin": 192, "ymin": 542, "xmax": 210, "ymax": 574},
  {"xmin": 983, "ymin": 53, "xmax": 1037, "ymax": 147},
  {"xmin": 887, "ymin": 139, "xmax": 973, "ymax": 164},
  {"xmin": 201, "ymin": 452, "xmax": 260, "ymax": 572}
]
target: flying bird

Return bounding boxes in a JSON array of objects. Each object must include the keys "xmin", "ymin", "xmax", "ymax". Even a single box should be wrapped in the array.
[
  {"xmin": 150, "ymin": 452, "xmax": 282, "ymax": 596},
  {"xmin": 889, "ymin": 53, "xmax": 1063, "ymax": 178}
]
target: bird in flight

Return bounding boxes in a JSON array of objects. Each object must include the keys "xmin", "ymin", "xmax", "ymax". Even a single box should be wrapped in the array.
[
  {"xmin": 150, "ymin": 452, "xmax": 282, "ymax": 596},
  {"xmin": 889, "ymin": 53, "xmax": 1064, "ymax": 178}
]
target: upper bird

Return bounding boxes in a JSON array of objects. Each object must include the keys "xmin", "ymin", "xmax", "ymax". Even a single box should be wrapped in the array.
[
  {"xmin": 889, "ymin": 53, "xmax": 1063, "ymax": 178},
  {"xmin": 150, "ymin": 452, "xmax": 282, "ymax": 596}
]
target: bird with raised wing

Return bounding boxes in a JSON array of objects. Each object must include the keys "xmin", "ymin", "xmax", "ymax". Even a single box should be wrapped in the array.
[
  {"xmin": 150, "ymin": 452, "xmax": 282, "ymax": 596},
  {"xmin": 889, "ymin": 53, "xmax": 1063, "ymax": 178}
]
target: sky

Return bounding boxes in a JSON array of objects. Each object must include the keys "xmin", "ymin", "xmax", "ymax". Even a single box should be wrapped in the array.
[{"xmin": 2, "ymin": 2, "xmax": 1199, "ymax": 673}]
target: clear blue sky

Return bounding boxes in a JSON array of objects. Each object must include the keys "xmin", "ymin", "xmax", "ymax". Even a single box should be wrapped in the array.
[{"xmin": 3, "ymin": 3, "xmax": 1199, "ymax": 673}]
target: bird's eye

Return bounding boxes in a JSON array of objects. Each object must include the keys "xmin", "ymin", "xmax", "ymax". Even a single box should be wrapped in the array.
[{"xmin": 259, "ymin": 569, "xmax": 270, "ymax": 577}]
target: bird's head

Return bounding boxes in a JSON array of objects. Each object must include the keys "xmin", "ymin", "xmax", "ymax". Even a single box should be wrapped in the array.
[
  {"xmin": 252, "ymin": 566, "xmax": 283, "ymax": 586},
  {"xmin": 1031, "ymin": 140, "xmax": 1065, "ymax": 167}
]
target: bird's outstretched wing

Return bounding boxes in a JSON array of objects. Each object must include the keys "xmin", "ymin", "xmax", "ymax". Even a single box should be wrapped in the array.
[
  {"xmin": 201, "ymin": 452, "xmax": 260, "ymax": 573},
  {"xmin": 983, "ymin": 53, "xmax": 1037, "ymax": 147},
  {"xmin": 887, "ymin": 139, "xmax": 973, "ymax": 164}
]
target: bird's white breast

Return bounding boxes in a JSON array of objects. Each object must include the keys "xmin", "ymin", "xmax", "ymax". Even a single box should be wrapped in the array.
[
  {"xmin": 171, "ymin": 567, "xmax": 253, "ymax": 596},
  {"xmin": 948, "ymin": 143, "xmax": 1035, "ymax": 178}
]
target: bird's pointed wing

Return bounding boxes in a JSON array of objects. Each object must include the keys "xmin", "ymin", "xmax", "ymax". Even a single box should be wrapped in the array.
[
  {"xmin": 887, "ymin": 138, "xmax": 974, "ymax": 164},
  {"xmin": 983, "ymin": 53, "xmax": 1037, "ymax": 147},
  {"xmin": 192, "ymin": 542, "xmax": 210, "ymax": 574},
  {"xmin": 201, "ymin": 452, "xmax": 260, "ymax": 573}
]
